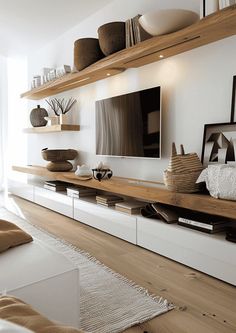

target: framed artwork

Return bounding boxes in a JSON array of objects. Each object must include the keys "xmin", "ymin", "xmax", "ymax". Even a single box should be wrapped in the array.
[
  {"xmin": 230, "ymin": 75, "xmax": 236, "ymax": 122},
  {"xmin": 201, "ymin": 122, "xmax": 236, "ymax": 167}
]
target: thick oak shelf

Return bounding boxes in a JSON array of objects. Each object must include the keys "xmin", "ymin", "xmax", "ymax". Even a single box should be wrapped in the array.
[
  {"xmin": 21, "ymin": 5, "xmax": 236, "ymax": 100},
  {"xmin": 23, "ymin": 124, "xmax": 80, "ymax": 133},
  {"xmin": 12, "ymin": 165, "xmax": 236, "ymax": 219}
]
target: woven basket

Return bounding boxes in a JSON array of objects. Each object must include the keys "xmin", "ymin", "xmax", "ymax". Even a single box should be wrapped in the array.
[{"xmin": 163, "ymin": 143, "xmax": 203, "ymax": 193}]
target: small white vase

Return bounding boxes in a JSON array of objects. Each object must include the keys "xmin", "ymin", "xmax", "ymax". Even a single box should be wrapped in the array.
[
  {"xmin": 44, "ymin": 116, "xmax": 59, "ymax": 126},
  {"xmin": 59, "ymin": 114, "xmax": 68, "ymax": 124}
]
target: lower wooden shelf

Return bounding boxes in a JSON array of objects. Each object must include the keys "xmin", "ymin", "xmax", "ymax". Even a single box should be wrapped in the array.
[
  {"xmin": 23, "ymin": 125, "xmax": 80, "ymax": 133},
  {"xmin": 12, "ymin": 165, "xmax": 236, "ymax": 219}
]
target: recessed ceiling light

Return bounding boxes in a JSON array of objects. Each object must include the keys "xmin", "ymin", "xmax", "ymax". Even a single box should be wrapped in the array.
[
  {"xmin": 106, "ymin": 73, "xmax": 111, "ymax": 76},
  {"xmin": 159, "ymin": 55, "xmax": 164, "ymax": 58}
]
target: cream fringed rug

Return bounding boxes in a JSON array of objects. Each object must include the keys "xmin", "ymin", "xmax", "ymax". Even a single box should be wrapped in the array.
[{"xmin": 0, "ymin": 208, "xmax": 174, "ymax": 333}]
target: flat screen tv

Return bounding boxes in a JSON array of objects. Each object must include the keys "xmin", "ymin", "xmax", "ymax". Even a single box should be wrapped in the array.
[{"xmin": 96, "ymin": 86, "xmax": 161, "ymax": 158}]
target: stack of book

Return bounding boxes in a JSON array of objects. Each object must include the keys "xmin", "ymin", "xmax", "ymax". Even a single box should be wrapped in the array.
[
  {"xmin": 67, "ymin": 186, "xmax": 96, "ymax": 198},
  {"xmin": 178, "ymin": 212, "xmax": 231, "ymax": 234},
  {"xmin": 44, "ymin": 181, "xmax": 69, "ymax": 192},
  {"xmin": 96, "ymin": 195, "xmax": 123, "ymax": 207},
  {"xmin": 115, "ymin": 201, "xmax": 146, "ymax": 215},
  {"xmin": 125, "ymin": 14, "xmax": 151, "ymax": 47}
]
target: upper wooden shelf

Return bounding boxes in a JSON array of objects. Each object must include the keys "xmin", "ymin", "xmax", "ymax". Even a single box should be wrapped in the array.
[
  {"xmin": 23, "ymin": 124, "xmax": 80, "ymax": 133},
  {"xmin": 12, "ymin": 165, "xmax": 236, "ymax": 219},
  {"xmin": 21, "ymin": 5, "xmax": 236, "ymax": 100}
]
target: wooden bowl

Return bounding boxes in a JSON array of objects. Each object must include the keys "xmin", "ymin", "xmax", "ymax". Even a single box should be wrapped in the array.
[
  {"xmin": 98, "ymin": 22, "xmax": 125, "ymax": 56},
  {"xmin": 74, "ymin": 38, "xmax": 104, "ymax": 71},
  {"xmin": 41, "ymin": 149, "xmax": 78, "ymax": 162},
  {"xmin": 139, "ymin": 9, "xmax": 199, "ymax": 36}
]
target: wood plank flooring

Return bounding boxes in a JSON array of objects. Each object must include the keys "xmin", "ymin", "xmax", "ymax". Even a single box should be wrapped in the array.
[{"xmin": 2, "ymin": 194, "xmax": 236, "ymax": 333}]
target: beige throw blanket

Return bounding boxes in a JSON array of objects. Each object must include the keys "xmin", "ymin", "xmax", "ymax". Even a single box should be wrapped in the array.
[{"xmin": 0, "ymin": 219, "xmax": 33, "ymax": 253}]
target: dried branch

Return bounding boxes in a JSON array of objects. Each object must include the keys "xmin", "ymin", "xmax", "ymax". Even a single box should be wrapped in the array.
[
  {"xmin": 46, "ymin": 98, "xmax": 77, "ymax": 115},
  {"xmin": 45, "ymin": 99, "xmax": 60, "ymax": 116}
]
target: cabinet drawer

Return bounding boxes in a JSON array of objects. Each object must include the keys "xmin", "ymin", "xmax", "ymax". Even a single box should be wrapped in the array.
[
  {"xmin": 137, "ymin": 216, "xmax": 236, "ymax": 285},
  {"xmin": 74, "ymin": 199, "xmax": 137, "ymax": 244},
  {"xmin": 8, "ymin": 180, "xmax": 34, "ymax": 202},
  {"xmin": 34, "ymin": 187, "xmax": 73, "ymax": 218}
]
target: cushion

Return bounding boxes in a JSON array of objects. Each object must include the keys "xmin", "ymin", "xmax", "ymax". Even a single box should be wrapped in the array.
[
  {"xmin": 0, "ymin": 319, "xmax": 34, "ymax": 333},
  {"xmin": 0, "ymin": 220, "xmax": 33, "ymax": 253},
  {"xmin": 0, "ymin": 296, "xmax": 83, "ymax": 333}
]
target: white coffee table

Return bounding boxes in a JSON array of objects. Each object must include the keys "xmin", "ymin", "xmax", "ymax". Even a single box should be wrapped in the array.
[{"xmin": 0, "ymin": 239, "xmax": 80, "ymax": 328}]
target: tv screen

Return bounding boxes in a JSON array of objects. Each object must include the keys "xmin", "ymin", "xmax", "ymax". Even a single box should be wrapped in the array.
[{"xmin": 96, "ymin": 86, "xmax": 161, "ymax": 158}]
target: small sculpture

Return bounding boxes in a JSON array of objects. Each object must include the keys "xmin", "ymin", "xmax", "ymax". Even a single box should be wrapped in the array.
[
  {"xmin": 30, "ymin": 105, "xmax": 48, "ymax": 127},
  {"xmin": 41, "ymin": 148, "xmax": 78, "ymax": 172},
  {"xmin": 92, "ymin": 162, "xmax": 113, "ymax": 182},
  {"xmin": 75, "ymin": 165, "xmax": 92, "ymax": 177}
]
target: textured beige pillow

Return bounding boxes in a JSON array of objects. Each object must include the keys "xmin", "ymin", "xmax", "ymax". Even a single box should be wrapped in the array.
[
  {"xmin": 0, "ymin": 296, "xmax": 83, "ymax": 333},
  {"xmin": 0, "ymin": 220, "xmax": 33, "ymax": 253}
]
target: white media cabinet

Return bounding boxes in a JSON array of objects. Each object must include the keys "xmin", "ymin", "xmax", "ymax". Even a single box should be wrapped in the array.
[{"xmin": 8, "ymin": 170, "xmax": 236, "ymax": 286}]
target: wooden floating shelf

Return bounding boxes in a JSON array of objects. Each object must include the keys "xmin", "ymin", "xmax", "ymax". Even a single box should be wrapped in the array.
[
  {"xmin": 12, "ymin": 165, "xmax": 236, "ymax": 219},
  {"xmin": 23, "ymin": 124, "xmax": 80, "ymax": 133},
  {"xmin": 21, "ymin": 5, "xmax": 236, "ymax": 100}
]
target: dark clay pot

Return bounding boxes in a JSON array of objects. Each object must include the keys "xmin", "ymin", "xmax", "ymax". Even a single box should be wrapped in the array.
[
  {"xmin": 30, "ymin": 105, "xmax": 48, "ymax": 127},
  {"xmin": 98, "ymin": 21, "xmax": 125, "ymax": 56},
  {"xmin": 74, "ymin": 38, "xmax": 104, "ymax": 71}
]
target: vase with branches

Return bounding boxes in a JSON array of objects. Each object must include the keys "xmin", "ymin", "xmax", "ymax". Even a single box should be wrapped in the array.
[{"xmin": 46, "ymin": 98, "xmax": 77, "ymax": 124}]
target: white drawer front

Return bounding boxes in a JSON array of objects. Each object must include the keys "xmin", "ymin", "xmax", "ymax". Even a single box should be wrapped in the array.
[
  {"xmin": 137, "ymin": 216, "xmax": 236, "ymax": 285},
  {"xmin": 34, "ymin": 187, "xmax": 73, "ymax": 218},
  {"xmin": 74, "ymin": 199, "xmax": 137, "ymax": 244},
  {"xmin": 8, "ymin": 180, "xmax": 34, "ymax": 202}
]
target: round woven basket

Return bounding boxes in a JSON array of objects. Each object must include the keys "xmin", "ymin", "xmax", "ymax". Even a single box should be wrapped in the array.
[
  {"xmin": 74, "ymin": 38, "xmax": 104, "ymax": 71},
  {"xmin": 98, "ymin": 21, "xmax": 125, "ymax": 56},
  {"xmin": 163, "ymin": 143, "xmax": 203, "ymax": 193},
  {"xmin": 163, "ymin": 170, "xmax": 202, "ymax": 193}
]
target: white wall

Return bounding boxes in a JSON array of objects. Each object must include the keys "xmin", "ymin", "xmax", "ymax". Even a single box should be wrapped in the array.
[{"xmin": 26, "ymin": 0, "xmax": 236, "ymax": 182}]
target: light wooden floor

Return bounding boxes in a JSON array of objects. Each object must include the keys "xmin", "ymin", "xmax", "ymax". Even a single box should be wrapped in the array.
[{"xmin": 2, "ymin": 194, "xmax": 236, "ymax": 333}]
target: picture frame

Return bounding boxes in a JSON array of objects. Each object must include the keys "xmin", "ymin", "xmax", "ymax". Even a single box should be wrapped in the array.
[
  {"xmin": 230, "ymin": 75, "xmax": 236, "ymax": 122},
  {"xmin": 201, "ymin": 122, "xmax": 236, "ymax": 167}
]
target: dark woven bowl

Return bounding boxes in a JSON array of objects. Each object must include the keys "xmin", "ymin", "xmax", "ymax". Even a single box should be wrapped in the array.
[
  {"xmin": 98, "ymin": 21, "xmax": 125, "ymax": 56},
  {"xmin": 41, "ymin": 149, "xmax": 78, "ymax": 162},
  {"xmin": 74, "ymin": 38, "xmax": 104, "ymax": 71}
]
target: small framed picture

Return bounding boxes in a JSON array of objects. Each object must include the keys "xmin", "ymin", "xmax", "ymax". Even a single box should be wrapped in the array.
[
  {"xmin": 230, "ymin": 75, "xmax": 236, "ymax": 122},
  {"xmin": 201, "ymin": 122, "xmax": 236, "ymax": 167}
]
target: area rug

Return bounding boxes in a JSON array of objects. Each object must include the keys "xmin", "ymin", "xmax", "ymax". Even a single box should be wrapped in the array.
[{"xmin": 0, "ymin": 208, "xmax": 174, "ymax": 333}]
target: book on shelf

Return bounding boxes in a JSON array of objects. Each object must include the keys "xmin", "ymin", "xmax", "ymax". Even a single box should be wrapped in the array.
[
  {"xmin": 115, "ymin": 201, "xmax": 146, "ymax": 214},
  {"xmin": 43, "ymin": 184, "xmax": 67, "ymax": 192},
  {"xmin": 125, "ymin": 14, "xmax": 151, "ymax": 48},
  {"xmin": 67, "ymin": 186, "xmax": 96, "ymax": 197},
  {"xmin": 44, "ymin": 180, "xmax": 69, "ymax": 191},
  {"xmin": 150, "ymin": 203, "xmax": 179, "ymax": 223},
  {"xmin": 177, "ymin": 212, "xmax": 231, "ymax": 233},
  {"xmin": 95, "ymin": 195, "xmax": 123, "ymax": 203},
  {"xmin": 44, "ymin": 180, "xmax": 69, "ymax": 187}
]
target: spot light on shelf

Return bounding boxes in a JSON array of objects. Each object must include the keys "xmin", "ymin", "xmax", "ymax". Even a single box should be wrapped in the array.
[
  {"xmin": 105, "ymin": 68, "xmax": 125, "ymax": 77},
  {"xmin": 159, "ymin": 54, "xmax": 164, "ymax": 59}
]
